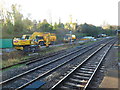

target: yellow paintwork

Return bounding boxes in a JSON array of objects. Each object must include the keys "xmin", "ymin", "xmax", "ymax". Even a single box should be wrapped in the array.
[
  {"xmin": 15, "ymin": 46, "xmax": 23, "ymax": 50},
  {"xmin": 63, "ymin": 34, "xmax": 76, "ymax": 42},
  {"xmin": 80, "ymin": 38, "xmax": 90, "ymax": 40},
  {"xmin": 30, "ymin": 32, "xmax": 44, "ymax": 39},
  {"xmin": 31, "ymin": 32, "xmax": 56, "ymax": 44},
  {"xmin": 30, "ymin": 32, "xmax": 56, "ymax": 42},
  {"xmin": 49, "ymin": 35, "xmax": 57, "ymax": 42},
  {"xmin": 13, "ymin": 39, "xmax": 33, "ymax": 45},
  {"xmin": 13, "ymin": 32, "xmax": 56, "ymax": 50}
]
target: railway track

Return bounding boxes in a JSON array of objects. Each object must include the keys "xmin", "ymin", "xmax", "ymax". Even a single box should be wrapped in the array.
[
  {"xmin": 50, "ymin": 41, "xmax": 115, "ymax": 90},
  {"xmin": 1, "ymin": 38, "xmax": 109, "ymax": 70},
  {"xmin": 2, "ymin": 40, "xmax": 107, "ymax": 82},
  {"xmin": 2, "ymin": 39, "xmax": 106, "ymax": 81},
  {"xmin": 1, "ymin": 38, "xmax": 115, "ymax": 89},
  {"xmin": 1, "ymin": 38, "xmax": 110, "ymax": 71},
  {"xmin": 1, "ymin": 40, "xmax": 93, "ymax": 70},
  {"xmin": 1, "ymin": 49, "xmax": 67, "ymax": 70}
]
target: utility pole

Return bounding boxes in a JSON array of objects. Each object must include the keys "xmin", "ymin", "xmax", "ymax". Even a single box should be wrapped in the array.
[
  {"xmin": 70, "ymin": 30, "xmax": 72, "ymax": 44},
  {"xmin": 69, "ymin": 15, "xmax": 72, "ymax": 24},
  {"xmin": 59, "ymin": 17, "xmax": 61, "ymax": 24}
]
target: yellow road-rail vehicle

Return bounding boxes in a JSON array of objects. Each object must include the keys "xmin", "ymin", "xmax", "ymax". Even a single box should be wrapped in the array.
[
  {"xmin": 63, "ymin": 34, "xmax": 76, "ymax": 43},
  {"xmin": 13, "ymin": 32, "xmax": 56, "ymax": 52}
]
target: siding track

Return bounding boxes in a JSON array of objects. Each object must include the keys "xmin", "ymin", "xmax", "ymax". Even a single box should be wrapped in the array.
[{"xmin": 1, "ymin": 38, "xmax": 115, "ymax": 89}]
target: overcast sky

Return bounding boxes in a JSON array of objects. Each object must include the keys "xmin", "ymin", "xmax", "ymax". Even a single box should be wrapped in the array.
[{"xmin": 1, "ymin": 0, "xmax": 119, "ymax": 26}]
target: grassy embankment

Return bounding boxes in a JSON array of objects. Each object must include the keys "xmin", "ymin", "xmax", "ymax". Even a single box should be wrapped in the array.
[
  {"xmin": 1, "ymin": 43, "xmax": 82, "ymax": 68},
  {"xmin": 1, "ymin": 40, "xmax": 97, "ymax": 68}
]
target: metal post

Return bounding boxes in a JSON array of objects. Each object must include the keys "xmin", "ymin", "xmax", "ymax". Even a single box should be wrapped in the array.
[{"xmin": 70, "ymin": 30, "xmax": 72, "ymax": 44}]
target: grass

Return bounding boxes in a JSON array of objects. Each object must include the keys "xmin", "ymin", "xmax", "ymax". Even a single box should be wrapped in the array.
[
  {"xmin": 2, "ymin": 58, "xmax": 20, "ymax": 67},
  {"xmin": 1, "ymin": 51, "xmax": 30, "ymax": 68},
  {"xmin": 38, "ymin": 44, "xmax": 76, "ymax": 56}
]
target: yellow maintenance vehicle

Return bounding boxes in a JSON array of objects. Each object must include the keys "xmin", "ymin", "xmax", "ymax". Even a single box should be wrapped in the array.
[
  {"xmin": 13, "ymin": 32, "xmax": 56, "ymax": 52},
  {"xmin": 63, "ymin": 34, "xmax": 76, "ymax": 43}
]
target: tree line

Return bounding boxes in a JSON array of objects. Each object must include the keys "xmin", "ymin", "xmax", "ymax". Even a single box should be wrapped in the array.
[{"xmin": 0, "ymin": 4, "xmax": 117, "ymax": 39}]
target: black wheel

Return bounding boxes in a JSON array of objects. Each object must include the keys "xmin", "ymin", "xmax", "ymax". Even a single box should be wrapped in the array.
[{"xmin": 39, "ymin": 41, "xmax": 44, "ymax": 46}]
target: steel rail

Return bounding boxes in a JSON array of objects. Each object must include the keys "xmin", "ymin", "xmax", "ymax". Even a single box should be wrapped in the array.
[
  {"xmin": 83, "ymin": 43, "xmax": 113, "ymax": 90},
  {"xmin": 0, "ymin": 38, "xmax": 114, "ymax": 89},
  {"xmin": 1, "ymin": 49, "xmax": 66, "ymax": 70},
  {"xmin": 23, "ymin": 38, "xmax": 111, "ymax": 65},
  {"xmin": 0, "ymin": 41, "xmax": 97, "ymax": 85},
  {"xmin": 1, "ymin": 38, "xmax": 112, "ymax": 70},
  {"xmin": 16, "ymin": 39, "xmax": 114, "ymax": 90},
  {"xmin": 49, "ymin": 41, "xmax": 115, "ymax": 90}
]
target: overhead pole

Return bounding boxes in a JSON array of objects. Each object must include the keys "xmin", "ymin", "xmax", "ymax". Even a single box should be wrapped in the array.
[
  {"xmin": 59, "ymin": 17, "xmax": 61, "ymax": 24},
  {"xmin": 70, "ymin": 30, "xmax": 72, "ymax": 44},
  {"xmin": 69, "ymin": 15, "xmax": 73, "ymax": 44}
]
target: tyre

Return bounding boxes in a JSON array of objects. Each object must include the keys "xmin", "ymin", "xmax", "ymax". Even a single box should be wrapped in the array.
[{"xmin": 39, "ymin": 41, "xmax": 44, "ymax": 46}]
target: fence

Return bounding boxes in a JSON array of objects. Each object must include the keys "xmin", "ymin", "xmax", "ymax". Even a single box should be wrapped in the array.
[{"xmin": 0, "ymin": 39, "xmax": 13, "ymax": 48}]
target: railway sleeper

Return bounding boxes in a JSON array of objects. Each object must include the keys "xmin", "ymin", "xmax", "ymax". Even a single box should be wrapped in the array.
[
  {"xmin": 99, "ymin": 70, "xmax": 104, "ymax": 73},
  {"xmin": 64, "ymin": 82, "xmax": 85, "ymax": 88},
  {"xmin": 82, "ymin": 65, "xmax": 96, "ymax": 69},
  {"xmin": 75, "ymin": 72, "xmax": 91, "ymax": 77},
  {"xmin": 81, "ymin": 66, "xmax": 96, "ymax": 69},
  {"xmin": 29, "ymin": 73, "xmax": 39, "ymax": 78},
  {"xmin": 86, "ymin": 62, "xmax": 99, "ymax": 65},
  {"xmin": 26, "ymin": 75, "xmax": 36, "ymax": 79},
  {"xmin": 36, "ymin": 70, "xmax": 44, "ymax": 73},
  {"xmin": 69, "ymin": 78, "xmax": 87, "ymax": 84},
  {"xmin": 21, "ymin": 77, "xmax": 30, "ymax": 81},
  {"xmin": 69, "ymin": 68, "xmax": 75, "ymax": 71},
  {"xmin": 71, "ymin": 77, "xmax": 88, "ymax": 82},
  {"xmin": 78, "ymin": 70, "xmax": 93, "ymax": 74},
  {"xmin": 60, "ymin": 85, "xmax": 71, "ymax": 89},
  {"xmin": 60, "ymin": 85, "xmax": 84, "ymax": 90},
  {"xmin": 100, "ymin": 65, "xmax": 105, "ymax": 70},
  {"xmin": 84, "ymin": 64, "xmax": 97, "ymax": 67},
  {"xmin": 62, "ymin": 73, "xmax": 69, "ymax": 76},
  {"xmin": 73, "ymin": 75, "xmax": 90, "ymax": 80},
  {"xmin": 80, "ymin": 68, "xmax": 94, "ymax": 71}
]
